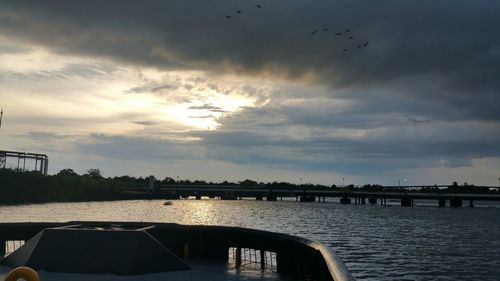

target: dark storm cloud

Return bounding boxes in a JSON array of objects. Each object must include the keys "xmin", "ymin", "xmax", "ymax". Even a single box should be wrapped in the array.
[
  {"xmin": 10, "ymin": 113, "xmax": 148, "ymax": 127},
  {"xmin": 125, "ymin": 84, "xmax": 178, "ymax": 94},
  {"xmin": 1, "ymin": 0, "xmax": 499, "ymax": 123},
  {"xmin": 186, "ymin": 125, "xmax": 500, "ymax": 173},
  {"xmin": 24, "ymin": 131, "xmax": 75, "ymax": 141},
  {"xmin": 1, "ymin": 1, "xmax": 498, "ymax": 85},
  {"xmin": 214, "ymin": 98, "xmax": 434, "ymax": 130},
  {"xmin": 0, "ymin": 43, "xmax": 30, "ymax": 54},
  {"xmin": 188, "ymin": 104, "xmax": 227, "ymax": 113},
  {"xmin": 130, "ymin": 120, "xmax": 158, "ymax": 126},
  {"xmin": 8, "ymin": 62, "xmax": 120, "ymax": 81},
  {"xmin": 405, "ymin": 115, "xmax": 431, "ymax": 125},
  {"xmin": 77, "ymin": 133, "xmax": 201, "ymax": 162},
  {"xmin": 188, "ymin": 115, "xmax": 214, "ymax": 119},
  {"xmin": 200, "ymin": 99, "xmax": 500, "ymax": 172}
]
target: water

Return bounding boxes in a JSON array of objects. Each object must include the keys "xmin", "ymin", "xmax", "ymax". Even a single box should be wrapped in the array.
[{"xmin": 1, "ymin": 199, "xmax": 499, "ymax": 281}]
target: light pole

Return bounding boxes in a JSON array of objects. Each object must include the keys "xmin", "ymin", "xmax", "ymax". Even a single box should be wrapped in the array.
[{"xmin": 0, "ymin": 109, "xmax": 3, "ymax": 131}]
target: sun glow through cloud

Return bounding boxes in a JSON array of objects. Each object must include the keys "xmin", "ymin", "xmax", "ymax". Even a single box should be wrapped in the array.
[
  {"xmin": 163, "ymin": 95, "xmax": 256, "ymax": 130},
  {"xmin": 0, "ymin": 43, "xmax": 265, "ymax": 135}
]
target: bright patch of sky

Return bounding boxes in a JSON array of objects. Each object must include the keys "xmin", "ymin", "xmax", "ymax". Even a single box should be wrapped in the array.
[{"xmin": 0, "ymin": 42, "xmax": 266, "ymax": 135}]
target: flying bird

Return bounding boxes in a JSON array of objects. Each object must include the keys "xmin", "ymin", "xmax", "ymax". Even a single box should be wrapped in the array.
[
  {"xmin": 311, "ymin": 30, "xmax": 318, "ymax": 35},
  {"xmin": 345, "ymin": 29, "xmax": 351, "ymax": 33},
  {"xmin": 256, "ymin": 4, "xmax": 262, "ymax": 8},
  {"xmin": 349, "ymin": 36, "xmax": 354, "ymax": 40},
  {"xmin": 357, "ymin": 45, "xmax": 362, "ymax": 48},
  {"xmin": 363, "ymin": 41, "xmax": 369, "ymax": 47},
  {"xmin": 224, "ymin": 15, "xmax": 233, "ymax": 19},
  {"xmin": 322, "ymin": 27, "xmax": 329, "ymax": 32},
  {"xmin": 236, "ymin": 10, "xmax": 242, "ymax": 14},
  {"xmin": 335, "ymin": 32, "xmax": 342, "ymax": 36},
  {"xmin": 344, "ymin": 48, "xmax": 349, "ymax": 52}
]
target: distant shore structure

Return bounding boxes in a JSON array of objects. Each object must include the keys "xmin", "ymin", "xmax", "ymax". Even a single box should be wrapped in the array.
[
  {"xmin": 0, "ymin": 150, "xmax": 49, "ymax": 175},
  {"xmin": 0, "ymin": 109, "xmax": 49, "ymax": 174}
]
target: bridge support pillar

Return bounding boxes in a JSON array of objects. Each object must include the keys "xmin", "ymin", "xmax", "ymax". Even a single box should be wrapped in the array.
[
  {"xmin": 450, "ymin": 197, "xmax": 462, "ymax": 208},
  {"xmin": 0, "ymin": 240, "xmax": 4, "ymax": 258},
  {"xmin": 469, "ymin": 199, "xmax": 473, "ymax": 208},
  {"xmin": 361, "ymin": 196, "xmax": 366, "ymax": 204},
  {"xmin": 260, "ymin": 250, "xmax": 266, "ymax": 269},
  {"xmin": 340, "ymin": 195, "xmax": 351, "ymax": 204},
  {"xmin": 401, "ymin": 196, "xmax": 413, "ymax": 207},
  {"xmin": 266, "ymin": 195, "xmax": 277, "ymax": 201},
  {"xmin": 438, "ymin": 198, "xmax": 446, "ymax": 207},
  {"xmin": 235, "ymin": 248, "xmax": 242, "ymax": 268},
  {"xmin": 380, "ymin": 197, "xmax": 387, "ymax": 206},
  {"xmin": 369, "ymin": 196, "xmax": 377, "ymax": 204},
  {"xmin": 299, "ymin": 196, "xmax": 315, "ymax": 202}
]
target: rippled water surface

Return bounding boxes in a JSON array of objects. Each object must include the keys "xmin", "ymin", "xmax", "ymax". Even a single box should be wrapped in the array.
[{"xmin": 1, "ymin": 199, "xmax": 499, "ymax": 281}]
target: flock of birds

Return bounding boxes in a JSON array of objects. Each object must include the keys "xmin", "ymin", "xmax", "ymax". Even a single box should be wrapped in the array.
[
  {"xmin": 223, "ymin": 4, "xmax": 370, "ymax": 54},
  {"xmin": 224, "ymin": 4, "xmax": 262, "ymax": 18},
  {"xmin": 309, "ymin": 27, "xmax": 369, "ymax": 52}
]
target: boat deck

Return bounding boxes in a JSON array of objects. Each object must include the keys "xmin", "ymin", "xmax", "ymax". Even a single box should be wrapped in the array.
[
  {"xmin": 0, "ymin": 262, "xmax": 298, "ymax": 281},
  {"xmin": 0, "ymin": 222, "xmax": 356, "ymax": 281}
]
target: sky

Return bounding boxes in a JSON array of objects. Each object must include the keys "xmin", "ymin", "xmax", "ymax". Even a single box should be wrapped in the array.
[{"xmin": 0, "ymin": 0, "xmax": 499, "ymax": 186}]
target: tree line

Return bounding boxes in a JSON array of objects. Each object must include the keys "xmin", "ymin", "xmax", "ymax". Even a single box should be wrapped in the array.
[{"xmin": 0, "ymin": 168, "xmax": 497, "ymax": 205}]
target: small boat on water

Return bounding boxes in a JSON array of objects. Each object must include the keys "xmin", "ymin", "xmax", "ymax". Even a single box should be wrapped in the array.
[{"xmin": 0, "ymin": 222, "xmax": 355, "ymax": 281}]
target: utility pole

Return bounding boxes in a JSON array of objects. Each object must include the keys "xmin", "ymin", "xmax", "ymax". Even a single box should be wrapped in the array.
[{"xmin": 0, "ymin": 109, "xmax": 4, "ymax": 169}]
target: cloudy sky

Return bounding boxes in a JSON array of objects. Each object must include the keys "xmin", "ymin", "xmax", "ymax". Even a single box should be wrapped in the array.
[{"xmin": 1, "ymin": 0, "xmax": 499, "ymax": 186}]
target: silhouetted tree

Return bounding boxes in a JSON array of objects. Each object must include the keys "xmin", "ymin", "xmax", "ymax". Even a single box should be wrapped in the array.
[
  {"xmin": 240, "ymin": 179, "xmax": 257, "ymax": 187},
  {"xmin": 86, "ymin": 168, "xmax": 103, "ymax": 178},
  {"xmin": 162, "ymin": 177, "xmax": 176, "ymax": 184},
  {"xmin": 57, "ymin": 168, "xmax": 78, "ymax": 177}
]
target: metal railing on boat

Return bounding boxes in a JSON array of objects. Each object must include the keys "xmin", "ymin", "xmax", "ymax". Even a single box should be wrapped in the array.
[{"xmin": 0, "ymin": 222, "xmax": 356, "ymax": 281}]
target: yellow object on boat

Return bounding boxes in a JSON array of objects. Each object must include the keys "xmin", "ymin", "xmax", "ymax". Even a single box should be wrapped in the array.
[{"xmin": 5, "ymin": 266, "xmax": 40, "ymax": 281}]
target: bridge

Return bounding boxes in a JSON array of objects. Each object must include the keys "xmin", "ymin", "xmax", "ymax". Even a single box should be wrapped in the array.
[{"xmin": 155, "ymin": 185, "xmax": 500, "ymax": 208}]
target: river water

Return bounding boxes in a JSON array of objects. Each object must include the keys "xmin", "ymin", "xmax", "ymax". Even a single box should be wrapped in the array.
[{"xmin": 1, "ymin": 199, "xmax": 499, "ymax": 281}]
